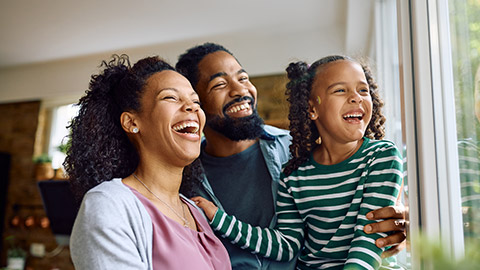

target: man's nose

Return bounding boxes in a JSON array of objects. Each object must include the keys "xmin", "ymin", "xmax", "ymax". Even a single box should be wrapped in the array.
[{"xmin": 229, "ymin": 81, "xmax": 249, "ymax": 97}]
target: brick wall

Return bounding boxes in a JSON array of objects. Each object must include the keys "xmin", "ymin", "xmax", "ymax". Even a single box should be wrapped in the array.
[{"xmin": 0, "ymin": 101, "xmax": 73, "ymax": 270}]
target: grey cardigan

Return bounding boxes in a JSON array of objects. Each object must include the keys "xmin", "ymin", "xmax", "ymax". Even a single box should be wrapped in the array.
[{"xmin": 70, "ymin": 178, "xmax": 154, "ymax": 270}]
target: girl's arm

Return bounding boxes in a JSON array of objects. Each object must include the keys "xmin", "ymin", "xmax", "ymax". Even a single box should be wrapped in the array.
[
  {"xmin": 193, "ymin": 178, "xmax": 305, "ymax": 262},
  {"xmin": 344, "ymin": 143, "xmax": 403, "ymax": 270}
]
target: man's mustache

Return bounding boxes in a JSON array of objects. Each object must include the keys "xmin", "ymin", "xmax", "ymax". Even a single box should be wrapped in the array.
[{"xmin": 222, "ymin": 96, "xmax": 256, "ymax": 115}]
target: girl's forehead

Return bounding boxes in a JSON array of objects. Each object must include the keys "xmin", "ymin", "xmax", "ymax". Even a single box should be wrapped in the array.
[
  {"xmin": 314, "ymin": 60, "xmax": 360, "ymax": 74},
  {"xmin": 313, "ymin": 61, "xmax": 364, "ymax": 83}
]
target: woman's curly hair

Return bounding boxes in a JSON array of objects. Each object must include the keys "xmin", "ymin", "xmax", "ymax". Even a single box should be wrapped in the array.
[
  {"xmin": 283, "ymin": 55, "xmax": 386, "ymax": 176},
  {"xmin": 64, "ymin": 54, "xmax": 176, "ymax": 202}
]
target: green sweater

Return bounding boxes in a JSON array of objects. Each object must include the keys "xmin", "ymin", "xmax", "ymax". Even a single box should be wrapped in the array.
[{"xmin": 211, "ymin": 138, "xmax": 403, "ymax": 270}]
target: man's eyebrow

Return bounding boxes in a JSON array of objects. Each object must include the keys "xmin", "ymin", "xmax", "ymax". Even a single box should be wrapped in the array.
[
  {"xmin": 237, "ymin": 69, "xmax": 247, "ymax": 75},
  {"xmin": 209, "ymin": 72, "xmax": 227, "ymax": 83},
  {"xmin": 208, "ymin": 69, "xmax": 248, "ymax": 83}
]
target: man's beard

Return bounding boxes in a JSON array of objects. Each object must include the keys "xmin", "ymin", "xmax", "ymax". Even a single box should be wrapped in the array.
[{"xmin": 206, "ymin": 96, "xmax": 264, "ymax": 141}]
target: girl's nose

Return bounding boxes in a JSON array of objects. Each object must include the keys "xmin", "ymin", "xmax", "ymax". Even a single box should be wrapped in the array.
[{"xmin": 349, "ymin": 91, "xmax": 362, "ymax": 103}]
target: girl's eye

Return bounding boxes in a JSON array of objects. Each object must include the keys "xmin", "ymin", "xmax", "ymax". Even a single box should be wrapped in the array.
[
  {"xmin": 239, "ymin": 76, "xmax": 248, "ymax": 82},
  {"xmin": 194, "ymin": 100, "xmax": 201, "ymax": 106},
  {"xmin": 334, "ymin": 89, "xmax": 345, "ymax": 93},
  {"xmin": 359, "ymin": 89, "xmax": 370, "ymax": 95}
]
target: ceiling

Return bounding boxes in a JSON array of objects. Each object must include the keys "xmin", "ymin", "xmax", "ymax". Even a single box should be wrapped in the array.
[{"xmin": 0, "ymin": 0, "xmax": 345, "ymax": 68}]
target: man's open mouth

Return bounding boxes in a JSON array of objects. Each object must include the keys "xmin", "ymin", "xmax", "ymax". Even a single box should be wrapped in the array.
[
  {"xmin": 223, "ymin": 96, "xmax": 255, "ymax": 116},
  {"xmin": 226, "ymin": 102, "xmax": 250, "ymax": 114}
]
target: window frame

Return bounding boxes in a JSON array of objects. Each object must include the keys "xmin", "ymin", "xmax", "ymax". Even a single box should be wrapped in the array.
[{"xmin": 396, "ymin": 0, "xmax": 465, "ymax": 267}]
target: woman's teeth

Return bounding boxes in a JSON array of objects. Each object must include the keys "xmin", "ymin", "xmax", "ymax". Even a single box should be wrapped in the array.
[{"xmin": 173, "ymin": 122, "xmax": 199, "ymax": 134}]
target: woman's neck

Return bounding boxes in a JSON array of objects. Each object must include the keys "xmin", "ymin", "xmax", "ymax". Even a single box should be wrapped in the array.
[{"xmin": 125, "ymin": 159, "xmax": 184, "ymax": 203}]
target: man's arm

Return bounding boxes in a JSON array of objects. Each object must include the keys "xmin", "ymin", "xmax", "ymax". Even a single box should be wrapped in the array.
[
  {"xmin": 364, "ymin": 204, "xmax": 407, "ymax": 257},
  {"xmin": 192, "ymin": 177, "xmax": 305, "ymax": 262}
]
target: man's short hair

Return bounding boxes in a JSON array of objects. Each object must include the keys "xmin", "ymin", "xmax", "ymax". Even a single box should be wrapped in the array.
[{"xmin": 176, "ymin": 42, "xmax": 234, "ymax": 89}]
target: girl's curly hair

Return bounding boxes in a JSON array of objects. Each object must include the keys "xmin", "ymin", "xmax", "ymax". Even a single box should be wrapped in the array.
[
  {"xmin": 283, "ymin": 55, "xmax": 385, "ymax": 176},
  {"xmin": 64, "ymin": 54, "xmax": 176, "ymax": 202}
]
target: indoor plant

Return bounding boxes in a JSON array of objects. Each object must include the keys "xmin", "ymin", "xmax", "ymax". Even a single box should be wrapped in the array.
[
  {"xmin": 33, "ymin": 153, "xmax": 54, "ymax": 180},
  {"xmin": 5, "ymin": 235, "xmax": 27, "ymax": 270}
]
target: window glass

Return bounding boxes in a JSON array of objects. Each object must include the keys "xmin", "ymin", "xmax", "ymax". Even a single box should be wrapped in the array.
[
  {"xmin": 48, "ymin": 104, "xmax": 78, "ymax": 169},
  {"xmin": 374, "ymin": 0, "xmax": 410, "ymax": 267},
  {"xmin": 448, "ymin": 0, "xmax": 480, "ymax": 241}
]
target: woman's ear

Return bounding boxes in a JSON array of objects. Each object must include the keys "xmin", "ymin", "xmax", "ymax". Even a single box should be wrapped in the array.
[
  {"xmin": 120, "ymin": 112, "xmax": 139, "ymax": 134},
  {"xmin": 308, "ymin": 99, "xmax": 319, "ymax": 120}
]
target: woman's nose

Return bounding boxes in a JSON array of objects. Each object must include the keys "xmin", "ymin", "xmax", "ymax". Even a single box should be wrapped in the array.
[{"xmin": 184, "ymin": 100, "xmax": 200, "ymax": 112}]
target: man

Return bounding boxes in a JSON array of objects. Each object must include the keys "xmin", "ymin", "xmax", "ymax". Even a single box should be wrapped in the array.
[{"xmin": 176, "ymin": 43, "xmax": 406, "ymax": 270}]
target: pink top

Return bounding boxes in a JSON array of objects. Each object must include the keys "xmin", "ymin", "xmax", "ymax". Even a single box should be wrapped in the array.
[{"xmin": 128, "ymin": 186, "xmax": 231, "ymax": 270}]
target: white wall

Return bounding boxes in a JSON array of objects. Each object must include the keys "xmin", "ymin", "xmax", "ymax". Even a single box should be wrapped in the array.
[
  {"xmin": 0, "ymin": 24, "xmax": 346, "ymax": 106},
  {"xmin": 0, "ymin": 0, "xmax": 378, "ymax": 107}
]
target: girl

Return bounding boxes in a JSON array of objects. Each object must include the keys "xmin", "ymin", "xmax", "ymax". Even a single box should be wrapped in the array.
[{"xmin": 193, "ymin": 55, "xmax": 403, "ymax": 270}]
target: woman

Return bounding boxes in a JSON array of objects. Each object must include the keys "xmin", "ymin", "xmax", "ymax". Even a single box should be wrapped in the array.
[{"xmin": 65, "ymin": 54, "xmax": 231, "ymax": 270}]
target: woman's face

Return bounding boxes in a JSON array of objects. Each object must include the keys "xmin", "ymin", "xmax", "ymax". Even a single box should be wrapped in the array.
[
  {"xmin": 135, "ymin": 70, "xmax": 206, "ymax": 167},
  {"xmin": 309, "ymin": 60, "xmax": 373, "ymax": 144}
]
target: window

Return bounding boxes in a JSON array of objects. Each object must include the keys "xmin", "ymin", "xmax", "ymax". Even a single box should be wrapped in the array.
[
  {"xmin": 48, "ymin": 104, "xmax": 78, "ymax": 169},
  {"xmin": 396, "ymin": 0, "xmax": 480, "ymax": 268},
  {"xmin": 448, "ymin": 0, "xmax": 480, "ymax": 247}
]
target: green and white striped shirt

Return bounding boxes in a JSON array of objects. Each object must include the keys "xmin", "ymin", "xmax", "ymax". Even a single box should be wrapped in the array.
[
  {"xmin": 211, "ymin": 138, "xmax": 403, "ymax": 270},
  {"xmin": 457, "ymin": 139, "xmax": 480, "ymax": 239}
]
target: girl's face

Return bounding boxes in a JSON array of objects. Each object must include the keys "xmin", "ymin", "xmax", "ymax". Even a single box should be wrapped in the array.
[
  {"xmin": 309, "ymin": 60, "xmax": 372, "ymax": 145},
  {"xmin": 134, "ymin": 70, "xmax": 206, "ymax": 167}
]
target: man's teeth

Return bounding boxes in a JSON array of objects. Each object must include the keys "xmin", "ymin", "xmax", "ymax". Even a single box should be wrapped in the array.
[
  {"xmin": 173, "ymin": 122, "xmax": 199, "ymax": 133},
  {"xmin": 227, "ymin": 103, "xmax": 250, "ymax": 114}
]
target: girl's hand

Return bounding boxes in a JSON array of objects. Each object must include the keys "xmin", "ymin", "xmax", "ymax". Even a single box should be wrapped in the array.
[{"xmin": 191, "ymin": 196, "xmax": 218, "ymax": 220}]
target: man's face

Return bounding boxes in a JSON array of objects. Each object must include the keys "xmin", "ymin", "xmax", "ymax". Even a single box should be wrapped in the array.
[
  {"xmin": 195, "ymin": 51, "xmax": 257, "ymax": 120},
  {"xmin": 194, "ymin": 51, "xmax": 263, "ymax": 141}
]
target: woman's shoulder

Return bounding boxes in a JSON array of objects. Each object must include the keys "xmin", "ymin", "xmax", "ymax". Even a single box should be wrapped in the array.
[
  {"xmin": 78, "ymin": 178, "xmax": 150, "ymax": 225},
  {"xmin": 83, "ymin": 178, "xmax": 139, "ymax": 207}
]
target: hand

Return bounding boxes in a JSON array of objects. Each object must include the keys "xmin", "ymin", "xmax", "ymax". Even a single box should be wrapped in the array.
[
  {"xmin": 191, "ymin": 196, "xmax": 218, "ymax": 220},
  {"xmin": 363, "ymin": 205, "xmax": 408, "ymax": 257}
]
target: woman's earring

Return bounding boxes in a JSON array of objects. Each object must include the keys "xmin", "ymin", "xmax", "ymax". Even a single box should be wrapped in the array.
[
  {"xmin": 315, "ymin": 136, "xmax": 322, "ymax": 144},
  {"xmin": 132, "ymin": 127, "xmax": 139, "ymax": 134},
  {"xmin": 310, "ymin": 113, "xmax": 316, "ymax": 120}
]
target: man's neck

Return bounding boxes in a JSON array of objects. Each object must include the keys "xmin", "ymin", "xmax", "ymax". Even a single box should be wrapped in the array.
[{"xmin": 203, "ymin": 127, "xmax": 259, "ymax": 157}]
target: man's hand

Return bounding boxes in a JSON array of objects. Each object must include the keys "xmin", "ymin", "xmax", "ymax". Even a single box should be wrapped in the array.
[
  {"xmin": 191, "ymin": 196, "xmax": 219, "ymax": 220},
  {"xmin": 363, "ymin": 205, "xmax": 408, "ymax": 257}
]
